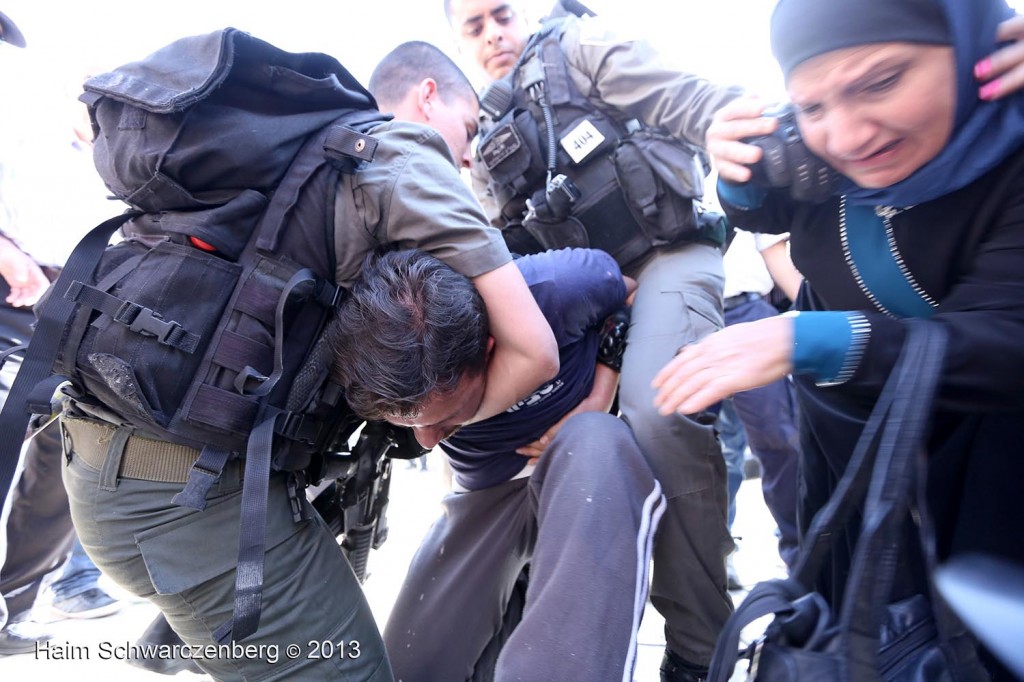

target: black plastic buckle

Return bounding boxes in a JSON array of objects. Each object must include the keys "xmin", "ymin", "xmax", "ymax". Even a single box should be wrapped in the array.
[
  {"xmin": 124, "ymin": 305, "xmax": 181, "ymax": 344},
  {"xmin": 279, "ymin": 413, "xmax": 321, "ymax": 446},
  {"xmin": 286, "ymin": 474, "xmax": 311, "ymax": 523}
]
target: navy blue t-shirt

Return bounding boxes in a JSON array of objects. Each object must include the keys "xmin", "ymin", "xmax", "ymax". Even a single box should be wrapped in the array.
[{"xmin": 443, "ymin": 248, "xmax": 626, "ymax": 490}]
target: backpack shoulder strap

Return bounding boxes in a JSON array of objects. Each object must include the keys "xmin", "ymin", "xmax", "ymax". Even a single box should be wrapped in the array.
[
  {"xmin": 203, "ymin": 113, "xmax": 386, "ymax": 644},
  {"xmin": 0, "ymin": 213, "xmax": 137, "ymax": 513}
]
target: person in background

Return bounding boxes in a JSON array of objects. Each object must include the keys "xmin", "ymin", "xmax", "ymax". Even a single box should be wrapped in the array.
[
  {"xmin": 715, "ymin": 228, "xmax": 801, "ymax": 587},
  {"xmin": 654, "ymin": 0, "xmax": 1024, "ymax": 676},
  {"xmin": 0, "ymin": 11, "xmax": 122, "ymax": 655}
]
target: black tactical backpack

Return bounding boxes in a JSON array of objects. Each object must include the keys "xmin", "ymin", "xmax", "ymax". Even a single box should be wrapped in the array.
[{"xmin": 0, "ymin": 28, "xmax": 390, "ymax": 642}]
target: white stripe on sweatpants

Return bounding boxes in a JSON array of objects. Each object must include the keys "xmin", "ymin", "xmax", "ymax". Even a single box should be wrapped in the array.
[{"xmin": 622, "ymin": 480, "xmax": 667, "ymax": 682}]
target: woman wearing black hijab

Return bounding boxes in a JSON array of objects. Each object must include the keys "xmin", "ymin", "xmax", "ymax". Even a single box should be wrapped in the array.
[{"xmin": 653, "ymin": 0, "xmax": 1024, "ymax": 674}]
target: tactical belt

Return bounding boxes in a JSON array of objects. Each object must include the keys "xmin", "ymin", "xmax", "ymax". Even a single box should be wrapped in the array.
[{"xmin": 62, "ymin": 417, "xmax": 239, "ymax": 484}]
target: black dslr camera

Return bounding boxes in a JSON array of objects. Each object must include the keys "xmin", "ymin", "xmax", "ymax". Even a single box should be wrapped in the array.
[{"xmin": 744, "ymin": 105, "xmax": 839, "ymax": 204}]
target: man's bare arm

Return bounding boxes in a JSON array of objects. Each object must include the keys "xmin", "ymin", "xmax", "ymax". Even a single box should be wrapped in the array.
[{"xmin": 470, "ymin": 260, "xmax": 559, "ymax": 422}]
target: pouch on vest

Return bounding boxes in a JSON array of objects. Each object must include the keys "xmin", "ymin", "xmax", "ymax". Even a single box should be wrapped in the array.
[
  {"xmin": 522, "ymin": 155, "xmax": 655, "ymax": 268},
  {"xmin": 613, "ymin": 129, "xmax": 705, "ymax": 247},
  {"xmin": 479, "ymin": 110, "xmax": 549, "ymax": 221}
]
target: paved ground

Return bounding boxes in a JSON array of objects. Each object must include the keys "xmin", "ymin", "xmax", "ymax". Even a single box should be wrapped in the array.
[{"xmin": 0, "ymin": 448, "xmax": 785, "ymax": 680}]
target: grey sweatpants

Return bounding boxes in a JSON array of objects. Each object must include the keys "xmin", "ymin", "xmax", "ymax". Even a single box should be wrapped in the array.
[
  {"xmin": 383, "ymin": 412, "xmax": 665, "ymax": 682},
  {"xmin": 620, "ymin": 241, "xmax": 734, "ymax": 666}
]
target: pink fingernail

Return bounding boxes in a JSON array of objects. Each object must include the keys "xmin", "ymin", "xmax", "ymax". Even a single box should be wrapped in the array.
[
  {"xmin": 979, "ymin": 79, "xmax": 1002, "ymax": 101},
  {"xmin": 975, "ymin": 58, "xmax": 992, "ymax": 80}
]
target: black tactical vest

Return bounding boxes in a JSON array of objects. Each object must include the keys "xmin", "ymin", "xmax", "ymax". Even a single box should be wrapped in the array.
[{"xmin": 476, "ymin": 18, "xmax": 724, "ymax": 270}]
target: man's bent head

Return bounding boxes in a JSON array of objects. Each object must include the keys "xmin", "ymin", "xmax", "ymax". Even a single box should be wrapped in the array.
[
  {"xmin": 328, "ymin": 250, "xmax": 491, "ymax": 448},
  {"xmin": 369, "ymin": 41, "xmax": 480, "ymax": 168}
]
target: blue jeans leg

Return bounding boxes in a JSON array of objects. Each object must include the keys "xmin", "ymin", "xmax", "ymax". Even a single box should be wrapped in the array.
[
  {"xmin": 50, "ymin": 538, "xmax": 102, "ymax": 601},
  {"xmin": 716, "ymin": 399, "xmax": 747, "ymax": 531}
]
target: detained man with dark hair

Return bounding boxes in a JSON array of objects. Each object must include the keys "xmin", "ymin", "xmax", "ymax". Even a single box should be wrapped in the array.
[
  {"xmin": 327, "ymin": 246, "xmax": 665, "ymax": 682},
  {"xmin": 443, "ymin": 4, "xmax": 744, "ymax": 677}
]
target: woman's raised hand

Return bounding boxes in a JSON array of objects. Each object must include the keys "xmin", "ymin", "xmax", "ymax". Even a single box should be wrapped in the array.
[{"xmin": 705, "ymin": 95, "xmax": 778, "ymax": 183}]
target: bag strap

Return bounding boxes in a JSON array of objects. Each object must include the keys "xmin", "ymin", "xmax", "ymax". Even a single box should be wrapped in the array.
[
  {"xmin": 708, "ymin": 577, "xmax": 809, "ymax": 681},
  {"xmin": 788, "ymin": 350, "xmax": 902, "ymax": 589},
  {"xmin": 840, "ymin": 321, "xmax": 947, "ymax": 676},
  {"xmin": 256, "ymin": 111, "xmax": 382, "ymax": 255},
  {"xmin": 843, "ymin": 321, "xmax": 984, "ymax": 679},
  {"xmin": 914, "ymin": 459, "xmax": 990, "ymax": 679},
  {"xmin": 213, "ymin": 408, "xmax": 280, "ymax": 644},
  {"xmin": 707, "ymin": 320, "xmax": 944, "ymax": 682},
  {"xmin": 0, "ymin": 212, "xmax": 137, "ymax": 513},
  {"xmin": 708, "ymin": 362, "xmax": 904, "ymax": 680}
]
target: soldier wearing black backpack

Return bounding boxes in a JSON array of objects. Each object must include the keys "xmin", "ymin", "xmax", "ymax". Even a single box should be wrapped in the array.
[{"xmin": 0, "ymin": 28, "xmax": 558, "ymax": 681}]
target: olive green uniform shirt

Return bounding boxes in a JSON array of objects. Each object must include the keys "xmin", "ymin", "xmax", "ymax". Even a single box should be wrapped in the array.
[{"xmin": 335, "ymin": 120, "xmax": 511, "ymax": 288}]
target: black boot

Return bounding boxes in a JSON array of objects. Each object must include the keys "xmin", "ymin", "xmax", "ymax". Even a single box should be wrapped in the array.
[{"xmin": 660, "ymin": 648, "xmax": 708, "ymax": 682}]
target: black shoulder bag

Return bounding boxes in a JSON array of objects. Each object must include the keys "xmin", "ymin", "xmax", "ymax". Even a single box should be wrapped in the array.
[{"xmin": 709, "ymin": 320, "xmax": 989, "ymax": 681}]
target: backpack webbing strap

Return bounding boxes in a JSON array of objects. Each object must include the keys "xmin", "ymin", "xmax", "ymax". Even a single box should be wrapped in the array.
[
  {"xmin": 708, "ymin": 578, "xmax": 809, "ymax": 681},
  {"xmin": 213, "ymin": 409, "xmax": 280, "ymax": 644},
  {"xmin": 0, "ymin": 212, "xmax": 137, "ymax": 513},
  {"xmin": 64, "ymin": 281, "xmax": 200, "ymax": 352},
  {"xmin": 170, "ymin": 445, "xmax": 232, "ymax": 511},
  {"xmin": 56, "ymin": 251, "xmax": 148, "ymax": 378},
  {"xmin": 256, "ymin": 129, "xmax": 333, "ymax": 255},
  {"xmin": 0, "ymin": 343, "xmax": 27, "ymax": 370},
  {"xmin": 237, "ymin": 269, "xmax": 334, "ymax": 399},
  {"xmin": 257, "ymin": 115, "xmax": 379, "ymax": 255}
]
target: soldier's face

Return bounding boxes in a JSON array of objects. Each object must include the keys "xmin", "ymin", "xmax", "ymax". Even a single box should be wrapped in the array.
[
  {"xmin": 431, "ymin": 93, "xmax": 480, "ymax": 169},
  {"xmin": 448, "ymin": 0, "xmax": 531, "ymax": 82}
]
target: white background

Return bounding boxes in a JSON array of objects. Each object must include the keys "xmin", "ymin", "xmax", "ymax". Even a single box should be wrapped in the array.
[
  {"xmin": 0, "ymin": 1, "xmax": 785, "ymax": 102},
  {"xmin": 3, "ymin": 0, "xmax": 1021, "ymax": 132}
]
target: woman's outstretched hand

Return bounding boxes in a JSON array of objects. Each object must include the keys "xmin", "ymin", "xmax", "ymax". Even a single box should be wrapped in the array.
[{"xmin": 652, "ymin": 316, "xmax": 794, "ymax": 416}]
